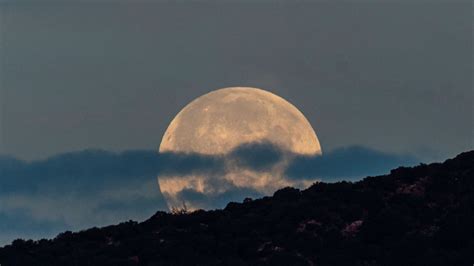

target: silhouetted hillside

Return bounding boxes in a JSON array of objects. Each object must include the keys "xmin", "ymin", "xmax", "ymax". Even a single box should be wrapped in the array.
[{"xmin": 1, "ymin": 151, "xmax": 473, "ymax": 266}]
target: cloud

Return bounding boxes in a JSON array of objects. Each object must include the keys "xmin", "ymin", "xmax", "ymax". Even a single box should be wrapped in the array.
[
  {"xmin": 285, "ymin": 146, "xmax": 418, "ymax": 181},
  {"xmin": 0, "ymin": 150, "xmax": 161, "ymax": 195},
  {"xmin": 0, "ymin": 151, "xmax": 169, "ymax": 245},
  {"xmin": 156, "ymin": 143, "xmax": 417, "ymax": 210},
  {"xmin": 0, "ymin": 144, "xmax": 418, "ymax": 245},
  {"xmin": 228, "ymin": 141, "xmax": 284, "ymax": 172},
  {"xmin": 159, "ymin": 143, "xmax": 417, "ymax": 181},
  {"xmin": 0, "ymin": 144, "xmax": 418, "ymax": 202}
]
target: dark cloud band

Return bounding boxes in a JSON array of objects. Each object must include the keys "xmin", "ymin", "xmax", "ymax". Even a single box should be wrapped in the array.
[
  {"xmin": 0, "ymin": 143, "xmax": 417, "ymax": 195},
  {"xmin": 0, "ymin": 144, "xmax": 417, "ymax": 245}
]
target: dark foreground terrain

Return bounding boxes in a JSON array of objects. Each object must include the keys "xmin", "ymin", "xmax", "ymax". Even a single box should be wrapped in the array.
[{"xmin": 1, "ymin": 151, "xmax": 473, "ymax": 266}]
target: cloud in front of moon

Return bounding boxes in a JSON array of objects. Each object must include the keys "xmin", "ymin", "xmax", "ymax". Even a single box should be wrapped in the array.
[{"xmin": 158, "ymin": 87, "xmax": 322, "ymax": 210}]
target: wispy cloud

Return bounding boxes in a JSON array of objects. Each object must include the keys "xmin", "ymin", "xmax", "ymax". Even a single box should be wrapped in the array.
[
  {"xmin": 0, "ymin": 144, "xmax": 418, "ymax": 245},
  {"xmin": 286, "ymin": 146, "xmax": 418, "ymax": 180}
]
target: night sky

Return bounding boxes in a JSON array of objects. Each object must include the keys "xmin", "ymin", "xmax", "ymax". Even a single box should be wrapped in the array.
[
  {"xmin": 0, "ymin": 1, "xmax": 472, "ymax": 245},
  {"xmin": 1, "ymin": 2, "xmax": 471, "ymax": 161}
]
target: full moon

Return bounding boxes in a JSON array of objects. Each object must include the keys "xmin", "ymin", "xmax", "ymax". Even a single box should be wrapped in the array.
[{"xmin": 158, "ymin": 87, "xmax": 322, "ymax": 210}]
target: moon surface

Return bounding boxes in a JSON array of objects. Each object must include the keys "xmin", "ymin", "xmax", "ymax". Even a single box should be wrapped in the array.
[{"xmin": 158, "ymin": 87, "xmax": 322, "ymax": 210}]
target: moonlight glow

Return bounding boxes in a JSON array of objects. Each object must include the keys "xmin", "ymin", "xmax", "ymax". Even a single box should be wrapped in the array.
[{"xmin": 158, "ymin": 87, "xmax": 322, "ymax": 210}]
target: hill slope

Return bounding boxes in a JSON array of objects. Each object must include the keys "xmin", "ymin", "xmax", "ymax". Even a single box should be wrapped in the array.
[{"xmin": 0, "ymin": 151, "xmax": 473, "ymax": 266}]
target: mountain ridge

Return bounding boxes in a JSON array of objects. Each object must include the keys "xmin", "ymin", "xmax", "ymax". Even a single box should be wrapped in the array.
[{"xmin": 0, "ymin": 151, "xmax": 472, "ymax": 266}]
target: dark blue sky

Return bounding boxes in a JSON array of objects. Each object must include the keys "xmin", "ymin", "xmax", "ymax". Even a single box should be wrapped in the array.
[{"xmin": 0, "ymin": 1, "xmax": 472, "ymax": 161}]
